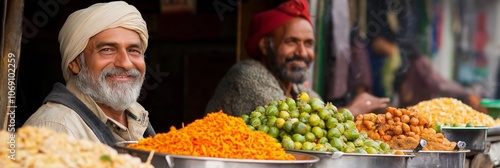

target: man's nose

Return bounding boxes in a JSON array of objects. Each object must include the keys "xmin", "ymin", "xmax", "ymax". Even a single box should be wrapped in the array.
[
  {"xmin": 294, "ymin": 43, "xmax": 308, "ymax": 58},
  {"xmin": 114, "ymin": 49, "xmax": 134, "ymax": 70}
]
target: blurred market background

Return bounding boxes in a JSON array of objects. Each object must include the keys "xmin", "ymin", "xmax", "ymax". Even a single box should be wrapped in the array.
[{"xmin": 8, "ymin": 0, "xmax": 500, "ymax": 133}]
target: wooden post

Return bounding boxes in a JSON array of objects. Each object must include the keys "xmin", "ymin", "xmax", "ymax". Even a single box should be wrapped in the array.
[{"xmin": 0, "ymin": 0, "xmax": 24, "ymax": 130}]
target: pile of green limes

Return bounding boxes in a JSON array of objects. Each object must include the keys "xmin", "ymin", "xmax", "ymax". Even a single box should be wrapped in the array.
[{"xmin": 241, "ymin": 92, "xmax": 394, "ymax": 154}]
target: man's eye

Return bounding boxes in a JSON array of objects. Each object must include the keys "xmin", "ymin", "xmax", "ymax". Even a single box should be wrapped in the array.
[{"xmin": 100, "ymin": 48, "xmax": 115, "ymax": 55}]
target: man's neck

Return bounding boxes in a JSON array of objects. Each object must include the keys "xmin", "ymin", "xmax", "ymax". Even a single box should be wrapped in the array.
[
  {"xmin": 97, "ymin": 104, "xmax": 128, "ymax": 127},
  {"xmin": 260, "ymin": 59, "xmax": 294, "ymax": 97},
  {"xmin": 280, "ymin": 79, "xmax": 293, "ymax": 97}
]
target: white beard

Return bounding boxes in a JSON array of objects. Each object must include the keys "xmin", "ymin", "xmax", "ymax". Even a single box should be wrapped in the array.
[{"xmin": 75, "ymin": 58, "xmax": 144, "ymax": 111}]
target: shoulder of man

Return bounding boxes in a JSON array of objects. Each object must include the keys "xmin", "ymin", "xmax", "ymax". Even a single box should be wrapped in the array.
[
  {"xmin": 24, "ymin": 102, "xmax": 99, "ymax": 141},
  {"xmin": 223, "ymin": 59, "xmax": 273, "ymax": 83}
]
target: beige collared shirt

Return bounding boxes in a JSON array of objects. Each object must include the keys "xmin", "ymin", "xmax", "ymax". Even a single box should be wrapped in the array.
[{"xmin": 24, "ymin": 78, "xmax": 150, "ymax": 143}]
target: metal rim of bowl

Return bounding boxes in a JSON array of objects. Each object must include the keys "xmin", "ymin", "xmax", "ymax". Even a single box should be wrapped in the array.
[
  {"xmin": 286, "ymin": 149, "xmax": 415, "ymax": 157},
  {"xmin": 115, "ymin": 141, "xmax": 320, "ymax": 164}
]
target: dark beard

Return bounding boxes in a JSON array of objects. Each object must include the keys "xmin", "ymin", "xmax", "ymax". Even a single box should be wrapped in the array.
[{"xmin": 267, "ymin": 44, "xmax": 311, "ymax": 84}]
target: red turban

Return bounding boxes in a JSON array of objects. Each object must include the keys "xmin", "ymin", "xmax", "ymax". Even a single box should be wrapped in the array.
[{"xmin": 246, "ymin": 0, "xmax": 312, "ymax": 59}]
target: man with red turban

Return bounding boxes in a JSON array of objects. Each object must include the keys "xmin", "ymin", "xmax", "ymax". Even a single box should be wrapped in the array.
[{"xmin": 206, "ymin": 0, "xmax": 388, "ymax": 116}]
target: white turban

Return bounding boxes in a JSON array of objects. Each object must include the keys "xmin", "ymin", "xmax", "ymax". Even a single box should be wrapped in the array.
[{"xmin": 58, "ymin": 1, "xmax": 148, "ymax": 82}]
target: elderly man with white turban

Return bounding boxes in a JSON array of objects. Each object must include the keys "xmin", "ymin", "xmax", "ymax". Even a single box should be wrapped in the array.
[{"xmin": 24, "ymin": 1, "xmax": 155, "ymax": 145}]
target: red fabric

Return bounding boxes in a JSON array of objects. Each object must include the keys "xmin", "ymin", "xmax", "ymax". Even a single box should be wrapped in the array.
[{"xmin": 246, "ymin": 0, "xmax": 312, "ymax": 59}]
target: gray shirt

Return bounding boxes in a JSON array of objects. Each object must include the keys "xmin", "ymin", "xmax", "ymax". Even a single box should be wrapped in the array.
[{"xmin": 205, "ymin": 59, "xmax": 320, "ymax": 116}]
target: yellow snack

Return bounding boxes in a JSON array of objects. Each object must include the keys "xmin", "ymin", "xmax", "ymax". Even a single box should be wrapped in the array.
[{"xmin": 412, "ymin": 98, "xmax": 496, "ymax": 126}]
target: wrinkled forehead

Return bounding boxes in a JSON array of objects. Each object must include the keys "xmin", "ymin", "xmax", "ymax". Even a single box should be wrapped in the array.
[{"xmin": 271, "ymin": 17, "xmax": 314, "ymax": 41}]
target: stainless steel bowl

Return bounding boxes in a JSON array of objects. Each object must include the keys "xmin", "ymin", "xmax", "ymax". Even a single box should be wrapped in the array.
[
  {"xmin": 441, "ymin": 127, "xmax": 488, "ymax": 152},
  {"xmin": 287, "ymin": 150, "xmax": 414, "ymax": 168},
  {"xmin": 403, "ymin": 150, "xmax": 470, "ymax": 168},
  {"xmin": 114, "ymin": 141, "xmax": 320, "ymax": 168}
]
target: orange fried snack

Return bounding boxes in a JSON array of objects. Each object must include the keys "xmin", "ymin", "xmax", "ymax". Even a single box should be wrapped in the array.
[
  {"xmin": 129, "ymin": 111, "xmax": 295, "ymax": 160},
  {"xmin": 356, "ymin": 107, "xmax": 456, "ymax": 151}
]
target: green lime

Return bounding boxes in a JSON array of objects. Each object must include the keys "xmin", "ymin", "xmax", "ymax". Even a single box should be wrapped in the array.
[
  {"xmin": 336, "ymin": 124, "xmax": 345, "ymax": 134},
  {"xmin": 299, "ymin": 116, "xmax": 309, "ymax": 123},
  {"xmin": 250, "ymin": 111, "xmax": 262, "ymax": 118},
  {"xmin": 282, "ymin": 135, "xmax": 292, "ymax": 140},
  {"xmin": 258, "ymin": 125, "xmax": 270, "ymax": 133},
  {"xmin": 250, "ymin": 117, "xmax": 261, "ymax": 127},
  {"xmin": 283, "ymin": 121, "xmax": 294, "ymax": 133},
  {"xmin": 261, "ymin": 117, "xmax": 268, "ymax": 126},
  {"xmin": 344, "ymin": 129, "xmax": 360, "ymax": 141},
  {"xmin": 343, "ymin": 146, "xmax": 355, "ymax": 153},
  {"xmin": 266, "ymin": 105, "xmax": 279, "ymax": 117},
  {"xmin": 241, "ymin": 115, "xmax": 250, "ymax": 124},
  {"xmin": 339, "ymin": 135, "xmax": 348, "ymax": 143},
  {"xmin": 294, "ymin": 141, "xmax": 302, "ymax": 150},
  {"xmin": 359, "ymin": 132, "xmax": 368, "ymax": 140},
  {"xmin": 318, "ymin": 120, "xmax": 326, "ymax": 129},
  {"xmin": 325, "ymin": 102, "xmax": 338, "ymax": 113},
  {"xmin": 282, "ymin": 138, "xmax": 295, "ymax": 150},
  {"xmin": 314, "ymin": 143, "xmax": 326, "ymax": 151},
  {"xmin": 453, "ymin": 123, "xmax": 465, "ymax": 127},
  {"xmin": 327, "ymin": 146, "xmax": 340, "ymax": 153},
  {"xmin": 276, "ymin": 118, "xmax": 286, "ymax": 129},
  {"xmin": 326, "ymin": 117, "xmax": 339, "ymax": 129},
  {"xmin": 353, "ymin": 138, "xmax": 364, "ymax": 147},
  {"xmin": 363, "ymin": 139, "xmax": 378, "ymax": 148},
  {"xmin": 310, "ymin": 98, "xmax": 324, "ymax": 111},
  {"xmin": 268, "ymin": 127, "xmax": 279, "ymax": 138},
  {"xmin": 302, "ymin": 142, "xmax": 314, "ymax": 150},
  {"xmin": 298, "ymin": 92, "xmax": 310, "ymax": 102},
  {"xmin": 318, "ymin": 108, "xmax": 332, "ymax": 120},
  {"xmin": 355, "ymin": 147, "xmax": 368, "ymax": 154},
  {"xmin": 267, "ymin": 116, "xmax": 277, "ymax": 127},
  {"xmin": 309, "ymin": 114, "xmax": 321, "ymax": 126},
  {"xmin": 286, "ymin": 98, "xmax": 297, "ymax": 110},
  {"xmin": 290, "ymin": 109, "xmax": 300, "ymax": 118},
  {"xmin": 305, "ymin": 132, "xmax": 316, "ymax": 142},
  {"xmin": 301, "ymin": 104, "xmax": 313, "ymax": 113},
  {"xmin": 327, "ymin": 128, "xmax": 341, "ymax": 140},
  {"xmin": 329, "ymin": 138, "xmax": 344, "ymax": 150},
  {"xmin": 269, "ymin": 101, "xmax": 278, "ymax": 107},
  {"xmin": 292, "ymin": 133, "xmax": 306, "ymax": 143},
  {"xmin": 279, "ymin": 111, "xmax": 291, "ymax": 120},
  {"xmin": 341, "ymin": 108, "xmax": 354, "ymax": 121},
  {"xmin": 279, "ymin": 130, "xmax": 289, "ymax": 138},
  {"xmin": 279, "ymin": 102, "xmax": 289, "ymax": 111},
  {"xmin": 318, "ymin": 137, "xmax": 329, "ymax": 144},
  {"xmin": 344, "ymin": 120, "xmax": 356, "ymax": 130},
  {"xmin": 247, "ymin": 125, "xmax": 255, "ymax": 131},
  {"xmin": 334, "ymin": 113, "xmax": 345, "ymax": 123},
  {"xmin": 300, "ymin": 112, "xmax": 310, "ymax": 118},
  {"xmin": 312, "ymin": 126, "xmax": 324, "ymax": 138},
  {"xmin": 365, "ymin": 147, "xmax": 378, "ymax": 154},
  {"xmin": 466, "ymin": 122, "xmax": 474, "ymax": 127},
  {"xmin": 433, "ymin": 122, "xmax": 442, "ymax": 133},
  {"xmin": 380, "ymin": 142, "xmax": 390, "ymax": 151},
  {"xmin": 255, "ymin": 106, "xmax": 265, "ymax": 113},
  {"xmin": 293, "ymin": 122, "xmax": 309, "ymax": 135},
  {"xmin": 346, "ymin": 142, "xmax": 356, "ymax": 149}
]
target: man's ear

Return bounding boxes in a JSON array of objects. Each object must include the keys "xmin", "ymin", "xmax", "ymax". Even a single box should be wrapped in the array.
[
  {"xmin": 258, "ymin": 37, "xmax": 269, "ymax": 56},
  {"xmin": 68, "ymin": 57, "xmax": 81, "ymax": 75}
]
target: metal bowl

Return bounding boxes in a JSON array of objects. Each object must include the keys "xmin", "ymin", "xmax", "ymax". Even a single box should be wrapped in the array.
[
  {"xmin": 286, "ymin": 150, "xmax": 414, "ymax": 168},
  {"xmin": 114, "ymin": 141, "xmax": 320, "ymax": 168},
  {"xmin": 441, "ymin": 127, "xmax": 488, "ymax": 152},
  {"xmin": 403, "ymin": 150, "xmax": 470, "ymax": 168}
]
